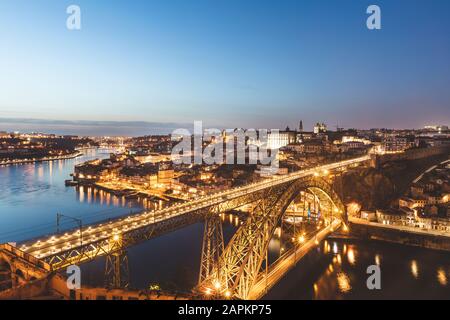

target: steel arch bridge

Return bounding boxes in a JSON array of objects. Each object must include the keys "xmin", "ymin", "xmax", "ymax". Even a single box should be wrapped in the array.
[
  {"xmin": 198, "ymin": 175, "xmax": 346, "ymax": 300},
  {"xmin": 4, "ymin": 156, "xmax": 368, "ymax": 296}
]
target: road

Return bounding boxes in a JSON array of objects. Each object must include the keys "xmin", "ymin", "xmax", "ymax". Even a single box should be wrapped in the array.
[{"xmin": 413, "ymin": 158, "xmax": 450, "ymax": 183}]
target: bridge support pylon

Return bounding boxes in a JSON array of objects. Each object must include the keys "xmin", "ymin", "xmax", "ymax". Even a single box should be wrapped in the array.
[
  {"xmin": 198, "ymin": 213, "xmax": 224, "ymax": 289},
  {"xmin": 105, "ymin": 251, "xmax": 130, "ymax": 289},
  {"xmin": 104, "ymin": 235, "xmax": 130, "ymax": 289}
]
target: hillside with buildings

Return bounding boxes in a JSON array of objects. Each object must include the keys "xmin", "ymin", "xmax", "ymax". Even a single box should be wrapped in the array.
[{"xmin": 343, "ymin": 153, "xmax": 449, "ymax": 210}]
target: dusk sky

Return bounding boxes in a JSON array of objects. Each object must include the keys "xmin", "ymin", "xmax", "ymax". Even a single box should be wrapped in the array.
[{"xmin": 1, "ymin": 0, "xmax": 449, "ymax": 135}]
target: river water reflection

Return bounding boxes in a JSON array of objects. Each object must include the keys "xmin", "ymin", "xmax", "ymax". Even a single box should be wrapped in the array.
[
  {"xmin": 0, "ymin": 149, "xmax": 144, "ymax": 243},
  {"xmin": 265, "ymin": 239, "xmax": 450, "ymax": 300}
]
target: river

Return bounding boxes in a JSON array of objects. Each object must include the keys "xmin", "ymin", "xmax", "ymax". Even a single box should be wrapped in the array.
[{"xmin": 0, "ymin": 148, "xmax": 449, "ymax": 299}]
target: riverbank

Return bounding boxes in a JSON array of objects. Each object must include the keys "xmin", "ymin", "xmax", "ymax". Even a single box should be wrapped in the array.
[
  {"xmin": 335, "ymin": 217, "xmax": 450, "ymax": 252},
  {"xmin": 0, "ymin": 151, "xmax": 83, "ymax": 167}
]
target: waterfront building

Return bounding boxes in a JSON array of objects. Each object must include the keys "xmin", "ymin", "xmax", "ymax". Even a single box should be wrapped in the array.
[
  {"xmin": 376, "ymin": 209, "xmax": 408, "ymax": 226},
  {"xmin": 399, "ymin": 196, "xmax": 428, "ymax": 209},
  {"xmin": 158, "ymin": 169, "xmax": 175, "ymax": 188},
  {"xmin": 382, "ymin": 136, "xmax": 414, "ymax": 152}
]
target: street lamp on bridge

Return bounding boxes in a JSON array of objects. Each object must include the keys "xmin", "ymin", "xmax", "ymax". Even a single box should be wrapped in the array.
[{"xmin": 56, "ymin": 213, "xmax": 83, "ymax": 248}]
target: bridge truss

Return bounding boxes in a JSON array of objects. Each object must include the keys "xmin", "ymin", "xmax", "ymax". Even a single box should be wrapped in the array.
[
  {"xmin": 11, "ymin": 156, "xmax": 368, "ymax": 293},
  {"xmin": 199, "ymin": 176, "xmax": 346, "ymax": 300}
]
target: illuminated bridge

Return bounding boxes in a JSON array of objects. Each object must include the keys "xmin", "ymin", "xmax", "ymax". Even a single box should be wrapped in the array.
[{"xmin": 1, "ymin": 155, "xmax": 371, "ymax": 299}]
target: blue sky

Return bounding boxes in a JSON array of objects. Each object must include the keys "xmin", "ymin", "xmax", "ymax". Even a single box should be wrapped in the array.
[{"xmin": 0, "ymin": 0, "xmax": 449, "ymax": 134}]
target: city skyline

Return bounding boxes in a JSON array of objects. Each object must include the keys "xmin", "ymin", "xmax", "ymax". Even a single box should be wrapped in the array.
[
  {"xmin": 1, "ymin": 0, "xmax": 450, "ymax": 132},
  {"xmin": 0, "ymin": 116, "xmax": 448, "ymax": 137}
]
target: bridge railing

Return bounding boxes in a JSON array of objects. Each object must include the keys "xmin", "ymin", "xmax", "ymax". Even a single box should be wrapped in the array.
[{"xmin": 0, "ymin": 243, "xmax": 52, "ymax": 272}]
